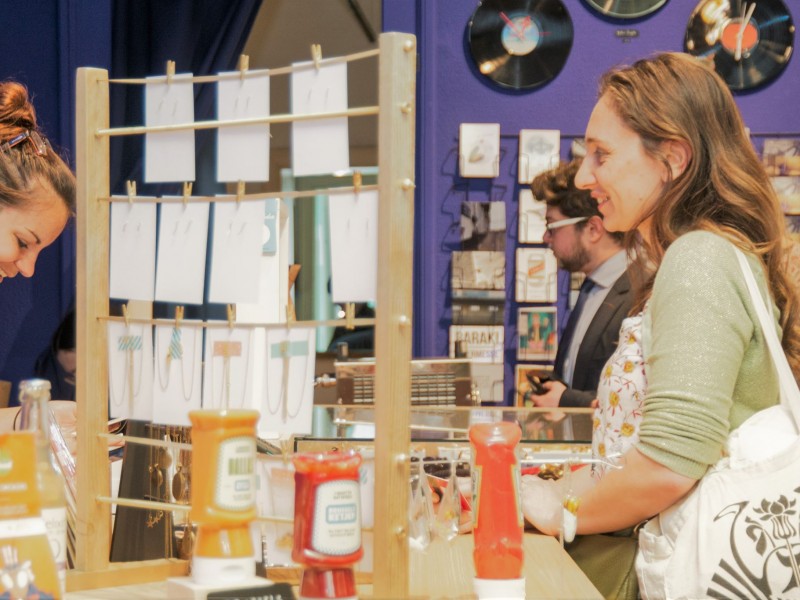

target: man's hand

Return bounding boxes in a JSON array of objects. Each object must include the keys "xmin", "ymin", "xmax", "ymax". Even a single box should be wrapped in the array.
[{"xmin": 529, "ymin": 379, "xmax": 567, "ymax": 408}]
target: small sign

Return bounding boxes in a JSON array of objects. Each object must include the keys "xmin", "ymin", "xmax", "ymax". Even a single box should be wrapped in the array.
[
  {"xmin": 207, "ymin": 582, "xmax": 296, "ymax": 600},
  {"xmin": 615, "ymin": 29, "xmax": 639, "ymax": 42}
]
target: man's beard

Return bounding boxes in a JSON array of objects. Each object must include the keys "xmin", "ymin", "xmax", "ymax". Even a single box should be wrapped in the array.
[{"xmin": 557, "ymin": 241, "xmax": 590, "ymax": 273}]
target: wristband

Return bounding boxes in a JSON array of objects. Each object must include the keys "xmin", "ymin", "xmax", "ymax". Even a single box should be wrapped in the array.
[{"xmin": 562, "ymin": 494, "xmax": 580, "ymax": 543}]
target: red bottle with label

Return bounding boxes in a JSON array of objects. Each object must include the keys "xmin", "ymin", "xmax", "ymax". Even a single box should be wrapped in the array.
[
  {"xmin": 292, "ymin": 450, "xmax": 363, "ymax": 599},
  {"xmin": 470, "ymin": 421, "xmax": 525, "ymax": 597}
]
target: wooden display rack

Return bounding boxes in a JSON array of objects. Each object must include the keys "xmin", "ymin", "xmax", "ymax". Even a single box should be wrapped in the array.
[{"xmin": 70, "ymin": 32, "xmax": 416, "ymax": 597}]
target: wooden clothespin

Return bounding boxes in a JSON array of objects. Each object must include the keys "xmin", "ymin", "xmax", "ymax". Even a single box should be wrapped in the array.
[
  {"xmin": 226, "ymin": 304, "xmax": 236, "ymax": 329},
  {"xmin": 126, "ymin": 180, "xmax": 136, "ymax": 203},
  {"xmin": 345, "ymin": 302, "xmax": 355, "ymax": 331},
  {"xmin": 236, "ymin": 181, "xmax": 246, "ymax": 204},
  {"xmin": 311, "ymin": 44, "xmax": 322, "ymax": 70},
  {"xmin": 352, "ymin": 170, "xmax": 362, "ymax": 195},
  {"xmin": 122, "ymin": 303, "xmax": 130, "ymax": 327},
  {"xmin": 182, "ymin": 182, "xmax": 192, "ymax": 205},
  {"xmin": 166, "ymin": 60, "xmax": 176, "ymax": 85},
  {"xmin": 238, "ymin": 54, "xmax": 249, "ymax": 80},
  {"xmin": 175, "ymin": 306, "xmax": 184, "ymax": 329}
]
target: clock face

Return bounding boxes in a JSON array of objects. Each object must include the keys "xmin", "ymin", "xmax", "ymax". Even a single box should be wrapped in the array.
[
  {"xmin": 582, "ymin": 0, "xmax": 668, "ymax": 19},
  {"xmin": 468, "ymin": 0, "xmax": 574, "ymax": 91},
  {"xmin": 684, "ymin": 0, "xmax": 795, "ymax": 91}
]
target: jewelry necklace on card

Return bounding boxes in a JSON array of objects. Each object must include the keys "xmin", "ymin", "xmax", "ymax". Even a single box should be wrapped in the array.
[
  {"xmin": 109, "ymin": 326, "xmax": 145, "ymax": 408},
  {"xmin": 210, "ymin": 329, "xmax": 252, "ymax": 410},
  {"xmin": 265, "ymin": 338, "xmax": 309, "ymax": 422},
  {"xmin": 156, "ymin": 325, "xmax": 199, "ymax": 402}
]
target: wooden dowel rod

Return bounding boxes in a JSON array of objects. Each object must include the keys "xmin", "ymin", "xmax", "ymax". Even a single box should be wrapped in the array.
[
  {"xmin": 96, "ymin": 496, "xmax": 189, "ymax": 512},
  {"xmin": 97, "ymin": 315, "xmax": 376, "ymax": 329},
  {"xmin": 96, "ymin": 106, "xmax": 379, "ymax": 137},
  {"xmin": 103, "ymin": 184, "xmax": 379, "ymax": 204},
  {"xmin": 106, "ymin": 48, "xmax": 380, "ymax": 84}
]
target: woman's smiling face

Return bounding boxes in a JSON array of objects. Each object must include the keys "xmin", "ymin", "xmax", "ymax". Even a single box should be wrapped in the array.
[
  {"xmin": 574, "ymin": 94, "xmax": 670, "ymax": 240},
  {"xmin": 0, "ymin": 180, "xmax": 69, "ymax": 283}
]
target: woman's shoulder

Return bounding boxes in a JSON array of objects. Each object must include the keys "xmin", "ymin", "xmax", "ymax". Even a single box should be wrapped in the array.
[
  {"xmin": 666, "ymin": 230, "xmax": 737, "ymax": 257},
  {"xmin": 657, "ymin": 231, "xmax": 740, "ymax": 289}
]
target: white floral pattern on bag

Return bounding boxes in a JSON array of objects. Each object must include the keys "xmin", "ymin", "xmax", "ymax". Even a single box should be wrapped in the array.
[{"xmin": 592, "ymin": 313, "xmax": 646, "ymax": 478}]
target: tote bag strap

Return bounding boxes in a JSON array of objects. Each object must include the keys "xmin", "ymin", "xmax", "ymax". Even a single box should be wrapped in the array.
[{"xmin": 734, "ymin": 246, "xmax": 800, "ymax": 429}]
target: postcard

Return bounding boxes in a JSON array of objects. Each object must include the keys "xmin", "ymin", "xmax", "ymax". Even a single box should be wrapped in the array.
[
  {"xmin": 515, "ymin": 247, "xmax": 558, "ymax": 302},
  {"xmin": 448, "ymin": 325, "xmax": 504, "ymax": 364},
  {"xmin": 459, "ymin": 123, "xmax": 500, "ymax": 178},
  {"xmin": 452, "ymin": 251, "xmax": 505, "ymax": 290},
  {"xmin": 518, "ymin": 129, "xmax": 560, "ymax": 184},
  {"xmin": 460, "ymin": 200, "xmax": 506, "ymax": 251},
  {"xmin": 518, "ymin": 307, "xmax": 558, "ymax": 361}
]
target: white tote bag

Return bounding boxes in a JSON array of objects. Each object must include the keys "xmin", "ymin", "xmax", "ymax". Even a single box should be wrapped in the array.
[{"xmin": 636, "ymin": 248, "xmax": 800, "ymax": 600}]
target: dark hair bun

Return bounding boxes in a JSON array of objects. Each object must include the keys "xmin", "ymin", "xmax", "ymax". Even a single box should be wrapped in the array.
[{"xmin": 0, "ymin": 81, "xmax": 37, "ymax": 134}]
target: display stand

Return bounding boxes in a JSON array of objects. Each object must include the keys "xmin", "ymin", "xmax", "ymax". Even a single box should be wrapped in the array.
[{"xmin": 70, "ymin": 32, "xmax": 416, "ymax": 596}]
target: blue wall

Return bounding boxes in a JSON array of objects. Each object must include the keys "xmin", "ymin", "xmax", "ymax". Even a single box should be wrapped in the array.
[
  {"xmin": 0, "ymin": 1, "xmax": 111, "ymax": 403},
  {"xmin": 385, "ymin": 0, "xmax": 800, "ymax": 404}
]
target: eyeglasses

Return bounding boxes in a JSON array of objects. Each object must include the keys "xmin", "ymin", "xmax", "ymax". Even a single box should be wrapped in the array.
[
  {"xmin": 544, "ymin": 216, "xmax": 588, "ymax": 232},
  {"xmin": 0, "ymin": 130, "xmax": 48, "ymax": 157}
]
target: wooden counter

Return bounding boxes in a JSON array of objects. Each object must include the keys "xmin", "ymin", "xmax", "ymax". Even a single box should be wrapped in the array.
[{"xmin": 65, "ymin": 533, "xmax": 601, "ymax": 599}]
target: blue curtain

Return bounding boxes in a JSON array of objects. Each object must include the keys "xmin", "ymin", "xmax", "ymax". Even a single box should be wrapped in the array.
[
  {"xmin": 108, "ymin": 0, "xmax": 263, "ymax": 323},
  {"xmin": 110, "ymin": 0, "xmax": 263, "ymax": 197}
]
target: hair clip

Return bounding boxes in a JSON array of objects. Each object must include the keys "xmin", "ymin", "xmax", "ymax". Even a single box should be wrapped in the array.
[{"xmin": 0, "ymin": 130, "xmax": 47, "ymax": 157}]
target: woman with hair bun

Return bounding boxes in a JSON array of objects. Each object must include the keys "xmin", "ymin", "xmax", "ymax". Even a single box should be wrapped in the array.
[
  {"xmin": 0, "ymin": 80, "xmax": 75, "ymax": 282},
  {"xmin": 0, "ymin": 80, "xmax": 77, "ymax": 433}
]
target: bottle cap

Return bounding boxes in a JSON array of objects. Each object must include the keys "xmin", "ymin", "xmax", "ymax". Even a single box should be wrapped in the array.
[{"xmin": 473, "ymin": 577, "xmax": 526, "ymax": 599}]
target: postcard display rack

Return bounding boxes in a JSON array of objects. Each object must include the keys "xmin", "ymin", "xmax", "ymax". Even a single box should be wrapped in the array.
[{"xmin": 71, "ymin": 32, "xmax": 416, "ymax": 596}]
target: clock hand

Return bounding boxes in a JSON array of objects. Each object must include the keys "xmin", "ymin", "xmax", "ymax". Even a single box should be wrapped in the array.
[
  {"xmin": 735, "ymin": 2, "xmax": 757, "ymax": 61},
  {"xmin": 499, "ymin": 10, "xmax": 526, "ymax": 41}
]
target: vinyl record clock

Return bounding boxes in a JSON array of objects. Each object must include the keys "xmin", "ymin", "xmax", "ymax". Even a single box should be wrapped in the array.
[
  {"xmin": 467, "ymin": 0, "xmax": 574, "ymax": 91},
  {"xmin": 583, "ymin": 0, "xmax": 667, "ymax": 19},
  {"xmin": 684, "ymin": 0, "xmax": 795, "ymax": 91}
]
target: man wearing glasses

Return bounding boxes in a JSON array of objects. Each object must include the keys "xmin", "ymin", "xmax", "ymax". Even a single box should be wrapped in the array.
[{"xmin": 528, "ymin": 159, "xmax": 632, "ymax": 409}]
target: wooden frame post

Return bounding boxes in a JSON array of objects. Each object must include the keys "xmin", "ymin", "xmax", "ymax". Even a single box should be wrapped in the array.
[{"xmin": 373, "ymin": 32, "xmax": 417, "ymax": 598}]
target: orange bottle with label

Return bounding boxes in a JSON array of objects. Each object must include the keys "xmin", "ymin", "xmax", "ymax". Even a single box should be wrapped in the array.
[
  {"xmin": 189, "ymin": 409, "xmax": 259, "ymax": 585},
  {"xmin": 469, "ymin": 421, "xmax": 525, "ymax": 599},
  {"xmin": 292, "ymin": 450, "xmax": 363, "ymax": 599},
  {"xmin": 0, "ymin": 432, "xmax": 61, "ymax": 599}
]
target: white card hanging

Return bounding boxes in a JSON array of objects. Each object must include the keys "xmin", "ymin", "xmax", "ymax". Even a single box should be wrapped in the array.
[
  {"xmin": 459, "ymin": 123, "xmax": 500, "ymax": 178},
  {"xmin": 259, "ymin": 326, "xmax": 316, "ymax": 438},
  {"xmin": 202, "ymin": 326, "xmax": 256, "ymax": 411},
  {"xmin": 236, "ymin": 198, "xmax": 282, "ymax": 325},
  {"xmin": 518, "ymin": 188, "xmax": 547, "ymax": 243},
  {"xmin": 154, "ymin": 199, "xmax": 210, "ymax": 304},
  {"xmin": 208, "ymin": 198, "xmax": 265, "ymax": 304},
  {"xmin": 518, "ymin": 129, "xmax": 560, "ymax": 184},
  {"xmin": 515, "ymin": 247, "xmax": 558, "ymax": 302},
  {"xmin": 290, "ymin": 60, "xmax": 349, "ymax": 176},
  {"xmin": 109, "ymin": 198, "xmax": 157, "ymax": 301},
  {"xmin": 107, "ymin": 320, "xmax": 154, "ymax": 421},
  {"xmin": 216, "ymin": 69, "xmax": 270, "ymax": 182},
  {"xmin": 151, "ymin": 321, "xmax": 203, "ymax": 426},
  {"xmin": 328, "ymin": 189, "xmax": 378, "ymax": 303},
  {"xmin": 145, "ymin": 73, "xmax": 195, "ymax": 183}
]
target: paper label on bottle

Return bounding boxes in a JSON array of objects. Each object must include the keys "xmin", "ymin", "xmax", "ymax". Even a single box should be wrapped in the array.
[
  {"xmin": 0, "ymin": 516, "xmax": 46, "ymax": 539},
  {"xmin": 311, "ymin": 480, "xmax": 361, "ymax": 556},
  {"xmin": 214, "ymin": 436, "xmax": 256, "ymax": 511},
  {"xmin": 41, "ymin": 506, "xmax": 67, "ymax": 593}
]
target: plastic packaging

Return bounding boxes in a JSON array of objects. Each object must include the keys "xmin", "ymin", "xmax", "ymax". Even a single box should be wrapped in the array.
[
  {"xmin": 18, "ymin": 378, "xmax": 67, "ymax": 597},
  {"xmin": 469, "ymin": 421, "xmax": 524, "ymax": 592},
  {"xmin": 292, "ymin": 450, "xmax": 363, "ymax": 599},
  {"xmin": 189, "ymin": 409, "xmax": 259, "ymax": 585}
]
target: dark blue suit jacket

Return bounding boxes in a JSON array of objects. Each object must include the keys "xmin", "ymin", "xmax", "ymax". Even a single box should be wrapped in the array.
[{"xmin": 554, "ymin": 269, "xmax": 634, "ymax": 408}]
